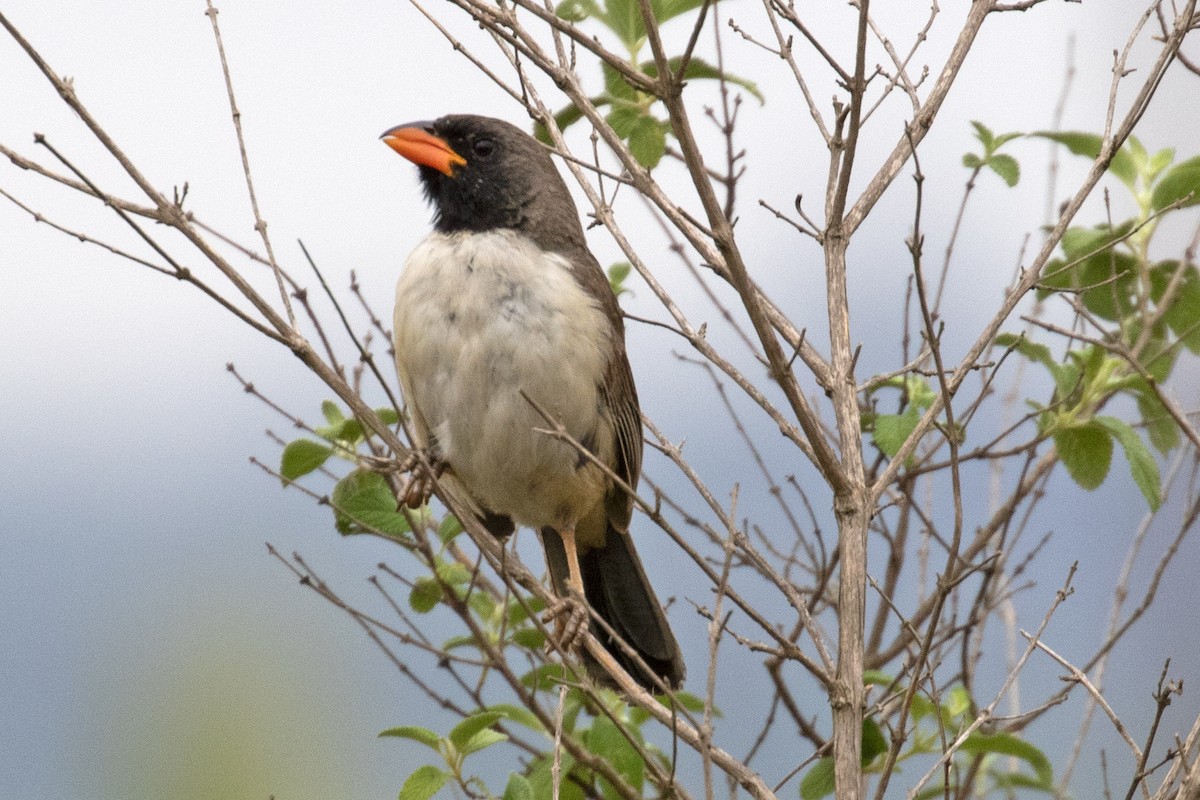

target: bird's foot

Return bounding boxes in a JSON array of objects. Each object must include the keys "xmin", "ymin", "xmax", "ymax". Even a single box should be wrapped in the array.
[
  {"xmin": 397, "ymin": 452, "xmax": 446, "ymax": 509},
  {"xmin": 542, "ymin": 590, "xmax": 589, "ymax": 654}
]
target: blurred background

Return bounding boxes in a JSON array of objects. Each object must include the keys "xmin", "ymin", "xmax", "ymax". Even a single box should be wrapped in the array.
[{"xmin": 3, "ymin": 2, "xmax": 1199, "ymax": 798}]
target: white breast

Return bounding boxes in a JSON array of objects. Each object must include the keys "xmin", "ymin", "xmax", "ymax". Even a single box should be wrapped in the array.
[{"xmin": 393, "ymin": 230, "xmax": 615, "ymax": 529}]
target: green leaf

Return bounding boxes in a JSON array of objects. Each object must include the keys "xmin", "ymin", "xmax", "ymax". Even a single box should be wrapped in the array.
[
  {"xmin": 1079, "ymin": 251, "xmax": 1138, "ymax": 321},
  {"xmin": 602, "ymin": 0, "xmax": 644, "ymax": 49},
  {"xmin": 1147, "ymin": 147, "xmax": 1176, "ymax": 182},
  {"xmin": 376, "ymin": 406, "xmax": 401, "ymax": 426},
  {"xmin": 1095, "ymin": 416, "xmax": 1162, "ymax": 510},
  {"xmin": 970, "ymin": 120, "xmax": 995, "ymax": 149},
  {"xmin": 643, "ymin": 57, "xmax": 765, "ymax": 103},
  {"xmin": 529, "ymin": 752, "xmax": 583, "ymax": 800},
  {"xmin": 511, "ymin": 627, "xmax": 547, "ymax": 649},
  {"xmin": 279, "ymin": 439, "xmax": 333, "ymax": 484},
  {"xmin": 959, "ymin": 731, "xmax": 1053, "ymax": 787},
  {"xmin": 608, "ymin": 261, "xmax": 632, "ymax": 296},
  {"xmin": 627, "ymin": 114, "xmax": 667, "ymax": 168},
  {"xmin": 1133, "ymin": 384, "xmax": 1181, "ymax": 454},
  {"xmin": 460, "ymin": 728, "xmax": 508, "ymax": 756},
  {"xmin": 600, "ymin": 62, "xmax": 638, "ymax": 101},
  {"xmin": 556, "ymin": 0, "xmax": 603, "ymax": 21},
  {"xmin": 437, "ymin": 514, "xmax": 464, "ymax": 544},
  {"xmin": 449, "ymin": 711, "xmax": 505, "ymax": 749},
  {"xmin": 588, "ymin": 715, "xmax": 645, "ymax": 800},
  {"xmin": 873, "ymin": 407, "xmax": 920, "ymax": 458},
  {"xmin": 944, "ymin": 686, "xmax": 972, "ymax": 720},
  {"xmin": 962, "ymin": 152, "xmax": 983, "ymax": 169},
  {"xmin": 437, "ymin": 561, "xmax": 472, "ymax": 587},
  {"xmin": 504, "ymin": 774, "xmax": 534, "ymax": 800},
  {"xmin": 379, "ymin": 725, "xmax": 442, "ymax": 749},
  {"xmin": 606, "ymin": 104, "xmax": 645, "ymax": 138},
  {"xmin": 410, "ymin": 577, "xmax": 442, "ymax": 613},
  {"xmin": 800, "ymin": 758, "xmax": 835, "ymax": 800},
  {"xmin": 1054, "ymin": 422, "xmax": 1114, "ymax": 491},
  {"xmin": 1157, "ymin": 262, "xmax": 1200, "ymax": 353},
  {"xmin": 330, "ymin": 469, "xmax": 411, "ymax": 536},
  {"xmin": 489, "ymin": 703, "xmax": 548, "ymax": 733},
  {"xmin": 535, "ymin": 103, "xmax": 591, "ymax": 144},
  {"xmin": 986, "ymin": 153, "xmax": 1020, "ymax": 187},
  {"xmin": 399, "ymin": 765, "xmax": 447, "ymax": 800},
  {"xmin": 1031, "ymin": 131, "xmax": 1136, "ymax": 189},
  {"xmin": 862, "ymin": 718, "xmax": 887, "ymax": 765},
  {"xmin": 1151, "ymin": 154, "xmax": 1200, "ymax": 210},
  {"xmin": 652, "ymin": 0, "xmax": 711, "ymax": 24},
  {"xmin": 521, "ymin": 662, "xmax": 579, "ymax": 691},
  {"xmin": 321, "ymin": 400, "xmax": 346, "ymax": 426}
]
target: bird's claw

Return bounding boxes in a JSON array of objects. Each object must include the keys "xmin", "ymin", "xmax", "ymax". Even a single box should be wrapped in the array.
[
  {"xmin": 398, "ymin": 451, "xmax": 446, "ymax": 508},
  {"xmin": 542, "ymin": 590, "xmax": 589, "ymax": 654}
]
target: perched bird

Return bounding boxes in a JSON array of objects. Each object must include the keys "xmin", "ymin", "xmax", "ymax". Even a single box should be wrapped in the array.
[{"xmin": 382, "ymin": 114, "xmax": 685, "ymax": 691}]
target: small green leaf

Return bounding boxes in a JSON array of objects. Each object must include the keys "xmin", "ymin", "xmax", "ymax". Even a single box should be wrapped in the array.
[
  {"xmin": 960, "ymin": 731, "xmax": 1053, "ymax": 787},
  {"xmin": 608, "ymin": 261, "xmax": 632, "ymax": 296},
  {"xmin": 399, "ymin": 765, "xmax": 447, "ymax": 800},
  {"xmin": 863, "ymin": 670, "xmax": 894, "ymax": 687},
  {"xmin": 873, "ymin": 408, "xmax": 920, "ymax": 458},
  {"xmin": 330, "ymin": 469, "xmax": 411, "ymax": 536},
  {"xmin": 555, "ymin": 0, "xmax": 602, "ymax": 21},
  {"xmin": 652, "ymin": 0, "xmax": 712, "ymax": 24},
  {"xmin": 986, "ymin": 153, "xmax": 1020, "ymax": 187},
  {"xmin": 962, "ymin": 153, "xmax": 984, "ymax": 169},
  {"xmin": 511, "ymin": 627, "xmax": 546, "ymax": 649},
  {"xmin": 376, "ymin": 406, "xmax": 401, "ymax": 426},
  {"xmin": 970, "ymin": 120, "xmax": 995, "ymax": 149},
  {"xmin": 321, "ymin": 400, "xmax": 346, "ymax": 425},
  {"xmin": 643, "ymin": 56, "xmax": 765, "ymax": 103},
  {"xmin": 437, "ymin": 514, "xmax": 464, "ymax": 544},
  {"xmin": 861, "ymin": 719, "xmax": 887, "ymax": 765},
  {"xmin": 1054, "ymin": 422, "xmax": 1114, "ymax": 491},
  {"xmin": 529, "ymin": 751, "xmax": 583, "ymax": 800},
  {"xmin": 1134, "ymin": 386, "xmax": 1181, "ymax": 454},
  {"xmin": 279, "ymin": 439, "xmax": 333, "ymax": 484},
  {"xmin": 627, "ymin": 114, "xmax": 667, "ymax": 168},
  {"xmin": 1147, "ymin": 147, "xmax": 1176, "ymax": 181},
  {"xmin": 1158, "ymin": 262, "xmax": 1200, "ymax": 353},
  {"xmin": 1095, "ymin": 416, "xmax": 1162, "ymax": 510},
  {"xmin": 800, "ymin": 758, "xmax": 836, "ymax": 800},
  {"xmin": 410, "ymin": 578, "xmax": 442, "ymax": 613},
  {"xmin": 1150, "ymin": 154, "xmax": 1200, "ymax": 210},
  {"xmin": 488, "ymin": 703, "xmax": 547, "ymax": 733},
  {"xmin": 588, "ymin": 715, "xmax": 645, "ymax": 800},
  {"xmin": 460, "ymin": 728, "xmax": 508, "ymax": 756},
  {"xmin": 521, "ymin": 662, "xmax": 577, "ymax": 690},
  {"xmin": 437, "ymin": 561, "xmax": 472, "ymax": 587},
  {"xmin": 379, "ymin": 725, "xmax": 442, "ymax": 749},
  {"xmin": 1031, "ymin": 131, "xmax": 1136, "ymax": 189},
  {"xmin": 534, "ymin": 103, "xmax": 591, "ymax": 144},
  {"xmin": 504, "ymin": 774, "xmax": 534, "ymax": 800},
  {"xmin": 944, "ymin": 686, "xmax": 972, "ymax": 719},
  {"xmin": 992, "ymin": 131, "xmax": 1023, "ymax": 149},
  {"xmin": 449, "ymin": 711, "xmax": 505, "ymax": 749}
]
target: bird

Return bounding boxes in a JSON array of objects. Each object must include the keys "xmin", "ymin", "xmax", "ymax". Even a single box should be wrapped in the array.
[{"xmin": 381, "ymin": 114, "xmax": 685, "ymax": 692}]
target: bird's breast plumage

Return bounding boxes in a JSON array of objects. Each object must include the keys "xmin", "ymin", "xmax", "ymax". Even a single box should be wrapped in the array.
[{"xmin": 393, "ymin": 229, "xmax": 616, "ymax": 530}]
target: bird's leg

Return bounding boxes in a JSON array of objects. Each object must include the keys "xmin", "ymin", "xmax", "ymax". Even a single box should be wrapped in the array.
[{"xmin": 543, "ymin": 524, "xmax": 589, "ymax": 652}]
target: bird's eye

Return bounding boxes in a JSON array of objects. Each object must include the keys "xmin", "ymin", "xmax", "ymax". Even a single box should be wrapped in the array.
[{"xmin": 473, "ymin": 138, "xmax": 496, "ymax": 158}]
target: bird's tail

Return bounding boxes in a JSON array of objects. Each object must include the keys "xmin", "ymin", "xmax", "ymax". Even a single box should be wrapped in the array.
[{"xmin": 542, "ymin": 525, "xmax": 686, "ymax": 692}]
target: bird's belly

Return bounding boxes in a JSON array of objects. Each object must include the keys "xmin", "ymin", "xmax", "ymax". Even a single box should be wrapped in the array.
[{"xmin": 394, "ymin": 231, "xmax": 614, "ymax": 528}]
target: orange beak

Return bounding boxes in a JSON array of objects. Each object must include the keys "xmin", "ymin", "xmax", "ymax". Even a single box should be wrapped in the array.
[{"xmin": 381, "ymin": 124, "xmax": 466, "ymax": 176}]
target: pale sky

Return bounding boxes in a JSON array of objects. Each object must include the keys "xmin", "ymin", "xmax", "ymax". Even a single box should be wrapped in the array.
[{"xmin": 4, "ymin": 2, "xmax": 1200, "ymax": 798}]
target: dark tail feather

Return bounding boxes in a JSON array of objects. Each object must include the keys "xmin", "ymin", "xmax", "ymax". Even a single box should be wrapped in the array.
[{"xmin": 542, "ymin": 525, "xmax": 685, "ymax": 691}]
